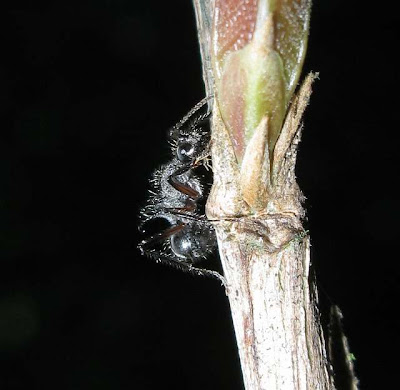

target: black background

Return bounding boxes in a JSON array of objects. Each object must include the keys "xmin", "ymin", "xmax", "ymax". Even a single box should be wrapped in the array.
[{"xmin": 1, "ymin": 1, "xmax": 398, "ymax": 389}]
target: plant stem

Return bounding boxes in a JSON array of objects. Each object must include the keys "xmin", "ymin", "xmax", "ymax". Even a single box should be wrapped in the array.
[{"xmin": 193, "ymin": 1, "xmax": 335, "ymax": 388}]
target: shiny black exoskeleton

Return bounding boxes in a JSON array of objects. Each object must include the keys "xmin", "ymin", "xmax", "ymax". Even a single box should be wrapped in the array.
[{"xmin": 138, "ymin": 98, "xmax": 223, "ymax": 281}]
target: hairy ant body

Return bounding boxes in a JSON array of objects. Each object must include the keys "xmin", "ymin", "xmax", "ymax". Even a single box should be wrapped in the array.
[{"xmin": 138, "ymin": 98, "xmax": 224, "ymax": 283}]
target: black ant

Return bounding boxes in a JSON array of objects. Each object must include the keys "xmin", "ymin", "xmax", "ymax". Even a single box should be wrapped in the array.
[{"xmin": 138, "ymin": 98, "xmax": 225, "ymax": 284}]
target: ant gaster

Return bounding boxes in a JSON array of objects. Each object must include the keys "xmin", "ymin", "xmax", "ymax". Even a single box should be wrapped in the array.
[{"xmin": 138, "ymin": 98, "xmax": 225, "ymax": 283}]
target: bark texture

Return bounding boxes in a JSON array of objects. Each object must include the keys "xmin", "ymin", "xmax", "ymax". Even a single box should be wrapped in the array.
[{"xmin": 207, "ymin": 75, "xmax": 334, "ymax": 389}]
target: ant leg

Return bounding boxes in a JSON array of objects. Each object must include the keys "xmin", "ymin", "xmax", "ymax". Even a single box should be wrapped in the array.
[
  {"xmin": 165, "ymin": 198, "xmax": 197, "ymax": 214},
  {"xmin": 168, "ymin": 164, "xmax": 201, "ymax": 200},
  {"xmin": 138, "ymin": 223, "xmax": 186, "ymax": 252},
  {"xmin": 183, "ymin": 263, "xmax": 227, "ymax": 287},
  {"xmin": 141, "ymin": 244, "xmax": 226, "ymax": 287}
]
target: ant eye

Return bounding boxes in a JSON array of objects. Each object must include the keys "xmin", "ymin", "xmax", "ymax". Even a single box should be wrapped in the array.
[
  {"xmin": 177, "ymin": 142, "xmax": 195, "ymax": 162},
  {"xmin": 170, "ymin": 230, "xmax": 201, "ymax": 260}
]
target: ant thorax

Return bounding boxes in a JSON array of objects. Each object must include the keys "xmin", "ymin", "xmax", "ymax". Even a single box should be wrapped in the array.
[
  {"xmin": 138, "ymin": 98, "xmax": 224, "ymax": 282},
  {"xmin": 153, "ymin": 161, "xmax": 203, "ymax": 216}
]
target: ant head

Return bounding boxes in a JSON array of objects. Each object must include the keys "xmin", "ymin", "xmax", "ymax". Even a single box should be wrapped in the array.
[
  {"xmin": 176, "ymin": 140, "xmax": 196, "ymax": 162},
  {"xmin": 168, "ymin": 99, "xmax": 211, "ymax": 163},
  {"xmin": 169, "ymin": 119, "xmax": 210, "ymax": 163}
]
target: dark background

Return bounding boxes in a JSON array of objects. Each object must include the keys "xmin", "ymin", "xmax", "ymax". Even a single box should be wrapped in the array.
[{"xmin": 1, "ymin": 1, "xmax": 398, "ymax": 389}]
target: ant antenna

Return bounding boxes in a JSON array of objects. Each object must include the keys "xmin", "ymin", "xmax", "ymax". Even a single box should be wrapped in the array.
[{"xmin": 174, "ymin": 96, "xmax": 213, "ymax": 130}]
